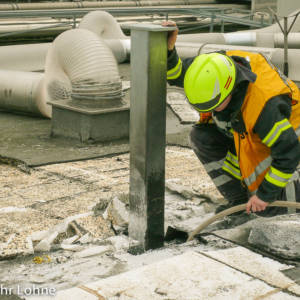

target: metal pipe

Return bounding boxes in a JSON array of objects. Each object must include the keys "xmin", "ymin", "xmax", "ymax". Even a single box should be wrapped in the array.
[
  {"xmin": 0, "ymin": 1, "xmax": 245, "ymax": 11},
  {"xmin": 176, "ymin": 9, "xmax": 300, "ymax": 47},
  {"xmin": 284, "ymin": 16, "xmax": 288, "ymax": 76},
  {"xmin": 3, "ymin": 9, "xmax": 300, "ymax": 74}
]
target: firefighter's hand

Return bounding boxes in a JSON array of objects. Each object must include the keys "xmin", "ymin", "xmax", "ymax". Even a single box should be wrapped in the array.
[
  {"xmin": 161, "ymin": 20, "xmax": 178, "ymax": 51},
  {"xmin": 246, "ymin": 195, "xmax": 268, "ymax": 214}
]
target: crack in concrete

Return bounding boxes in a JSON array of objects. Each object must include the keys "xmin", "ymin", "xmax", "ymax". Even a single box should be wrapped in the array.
[{"xmin": 198, "ymin": 250, "xmax": 300, "ymax": 298}]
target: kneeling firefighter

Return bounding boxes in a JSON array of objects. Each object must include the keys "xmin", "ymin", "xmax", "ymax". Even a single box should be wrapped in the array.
[{"xmin": 164, "ymin": 22, "xmax": 300, "ymax": 214}]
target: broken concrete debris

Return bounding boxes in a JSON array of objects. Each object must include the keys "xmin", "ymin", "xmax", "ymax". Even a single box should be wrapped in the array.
[
  {"xmin": 61, "ymin": 235, "xmax": 79, "ymax": 245},
  {"xmin": 103, "ymin": 195, "xmax": 129, "ymax": 229},
  {"xmin": 166, "ymin": 179, "xmax": 196, "ymax": 199},
  {"xmin": 32, "ymin": 213, "xmax": 92, "ymax": 252},
  {"xmin": 106, "ymin": 235, "xmax": 140, "ymax": 253},
  {"xmin": 60, "ymin": 244, "xmax": 84, "ymax": 252},
  {"xmin": 248, "ymin": 214, "xmax": 300, "ymax": 259},
  {"xmin": 77, "ymin": 233, "xmax": 93, "ymax": 244},
  {"xmin": 74, "ymin": 245, "xmax": 113, "ymax": 258},
  {"xmin": 214, "ymin": 214, "xmax": 300, "ymax": 260},
  {"xmin": 30, "ymin": 230, "xmax": 49, "ymax": 242},
  {"xmin": 35, "ymin": 231, "xmax": 59, "ymax": 252},
  {"xmin": 0, "ymin": 206, "xmax": 27, "ymax": 214},
  {"xmin": 74, "ymin": 215, "xmax": 114, "ymax": 240},
  {"xmin": 0, "ymin": 149, "xmax": 299, "ymax": 297}
]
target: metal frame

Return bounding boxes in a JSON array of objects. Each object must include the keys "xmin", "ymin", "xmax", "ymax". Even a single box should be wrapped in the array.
[{"xmin": 0, "ymin": 7, "xmax": 271, "ymax": 39}]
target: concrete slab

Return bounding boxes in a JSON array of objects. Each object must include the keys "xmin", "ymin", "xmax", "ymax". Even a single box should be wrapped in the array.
[
  {"xmin": 204, "ymin": 246, "xmax": 300, "ymax": 296},
  {"xmin": 0, "ymin": 64, "xmax": 193, "ymax": 166},
  {"xmin": 29, "ymin": 251, "xmax": 298, "ymax": 300},
  {"xmin": 0, "ymin": 111, "xmax": 129, "ymax": 167}
]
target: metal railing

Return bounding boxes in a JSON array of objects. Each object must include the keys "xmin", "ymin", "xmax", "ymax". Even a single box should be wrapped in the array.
[{"xmin": 0, "ymin": 7, "xmax": 272, "ymax": 40}]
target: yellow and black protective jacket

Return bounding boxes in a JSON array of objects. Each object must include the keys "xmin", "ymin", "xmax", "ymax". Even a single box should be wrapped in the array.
[{"xmin": 167, "ymin": 48, "xmax": 300, "ymax": 201}]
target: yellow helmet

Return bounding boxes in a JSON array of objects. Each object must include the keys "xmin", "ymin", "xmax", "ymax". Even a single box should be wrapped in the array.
[{"xmin": 184, "ymin": 53, "xmax": 236, "ymax": 112}]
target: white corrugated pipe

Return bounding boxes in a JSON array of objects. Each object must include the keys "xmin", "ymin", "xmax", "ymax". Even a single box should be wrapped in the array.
[
  {"xmin": 0, "ymin": 11, "xmax": 130, "ymax": 72},
  {"xmin": 43, "ymin": 28, "xmax": 121, "ymax": 105},
  {"xmin": 0, "ymin": 28, "xmax": 122, "ymax": 118},
  {"xmin": 78, "ymin": 10, "xmax": 130, "ymax": 63}
]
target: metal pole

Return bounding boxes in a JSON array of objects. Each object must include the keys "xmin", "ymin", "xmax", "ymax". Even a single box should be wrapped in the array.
[
  {"xmin": 283, "ymin": 16, "xmax": 288, "ymax": 76},
  {"xmin": 127, "ymin": 24, "xmax": 172, "ymax": 252},
  {"xmin": 210, "ymin": 14, "xmax": 215, "ymax": 33}
]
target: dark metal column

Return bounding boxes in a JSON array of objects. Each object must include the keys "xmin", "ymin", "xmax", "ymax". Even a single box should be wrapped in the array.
[{"xmin": 128, "ymin": 24, "xmax": 173, "ymax": 252}]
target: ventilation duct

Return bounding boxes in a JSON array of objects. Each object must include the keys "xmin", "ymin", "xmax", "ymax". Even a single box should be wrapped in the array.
[{"xmin": 0, "ymin": 28, "xmax": 122, "ymax": 118}]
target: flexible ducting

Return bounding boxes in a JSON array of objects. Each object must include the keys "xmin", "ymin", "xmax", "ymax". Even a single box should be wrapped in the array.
[
  {"xmin": 0, "ymin": 43, "xmax": 49, "ymax": 72},
  {"xmin": 0, "ymin": 70, "xmax": 44, "ymax": 115},
  {"xmin": 43, "ymin": 28, "xmax": 122, "ymax": 115},
  {"xmin": 0, "ymin": 11, "xmax": 130, "ymax": 71},
  {"xmin": 0, "ymin": 28, "xmax": 122, "ymax": 118},
  {"xmin": 78, "ymin": 11, "xmax": 130, "ymax": 63}
]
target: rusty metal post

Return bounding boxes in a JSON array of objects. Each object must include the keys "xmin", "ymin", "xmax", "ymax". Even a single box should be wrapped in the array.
[{"xmin": 128, "ymin": 24, "xmax": 173, "ymax": 252}]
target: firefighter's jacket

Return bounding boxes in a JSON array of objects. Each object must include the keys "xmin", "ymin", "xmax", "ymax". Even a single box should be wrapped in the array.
[{"xmin": 167, "ymin": 48, "xmax": 300, "ymax": 201}]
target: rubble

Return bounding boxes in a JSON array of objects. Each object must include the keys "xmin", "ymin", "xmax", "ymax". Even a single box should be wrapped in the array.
[
  {"xmin": 248, "ymin": 214, "xmax": 300, "ymax": 259},
  {"xmin": 103, "ymin": 196, "xmax": 129, "ymax": 228},
  {"xmin": 165, "ymin": 179, "xmax": 196, "ymax": 199},
  {"xmin": 0, "ymin": 206, "xmax": 27, "ymax": 214},
  {"xmin": 61, "ymin": 235, "xmax": 79, "ymax": 245},
  {"xmin": 60, "ymin": 244, "xmax": 84, "ymax": 252},
  {"xmin": 106, "ymin": 235, "xmax": 139, "ymax": 253},
  {"xmin": 0, "ymin": 146, "xmax": 298, "ymax": 297},
  {"xmin": 77, "ymin": 233, "xmax": 93, "ymax": 244},
  {"xmin": 34, "ymin": 231, "xmax": 59, "ymax": 252},
  {"xmin": 30, "ymin": 230, "xmax": 49, "ymax": 242},
  {"xmin": 74, "ymin": 245, "xmax": 113, "ymax": 258},
  {"xmin": 214, "ymin": 214, "xmax": 300, "ymax": 260}
]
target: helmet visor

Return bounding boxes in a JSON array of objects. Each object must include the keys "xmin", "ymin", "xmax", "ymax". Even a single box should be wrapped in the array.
[{"xmin": 188, "ymin": 93, "xmax": 221, "ymax": 112}]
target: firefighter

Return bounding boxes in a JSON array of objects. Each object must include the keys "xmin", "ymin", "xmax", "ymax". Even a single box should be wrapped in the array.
[{"xmin": 164, "ymin": 21, "xmax": 300, "ymax": 214}]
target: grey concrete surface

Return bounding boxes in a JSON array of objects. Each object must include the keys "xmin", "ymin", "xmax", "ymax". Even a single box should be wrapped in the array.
[
  {"xmin": 0, "ymin": 64, "xmax": 192, "ymax": 167},
  {"xmin": 0, "ymin": 111, "xmax": 130, "ymax": 167}
]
